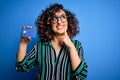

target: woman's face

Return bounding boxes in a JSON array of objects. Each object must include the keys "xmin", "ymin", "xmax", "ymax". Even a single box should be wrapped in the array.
[{"xmin": 51, "ymin": 9, "xmax": 68, "ymax": 35}]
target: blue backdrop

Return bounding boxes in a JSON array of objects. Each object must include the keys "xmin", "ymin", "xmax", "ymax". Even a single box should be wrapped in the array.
[{"xmin": 0, "ymin": 0, "xmax": 120, "ymax": 80}]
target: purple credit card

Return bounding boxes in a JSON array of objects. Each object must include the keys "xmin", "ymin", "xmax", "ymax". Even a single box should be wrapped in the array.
[{"xmin": 21, "ymin": 27, "xmax": 36, "ymax": 38}]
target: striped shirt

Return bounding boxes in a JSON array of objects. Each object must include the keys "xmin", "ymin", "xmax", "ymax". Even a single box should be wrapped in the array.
[{"xmin": 16, "ymin": 40, "xmax": 88, "ymax": 80}]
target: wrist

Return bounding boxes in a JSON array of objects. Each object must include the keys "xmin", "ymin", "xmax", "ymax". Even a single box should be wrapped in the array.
[
  {"xmin": 20, "ymin": 42, "xmax": 27, "ymax": 46},
  {"xmin": 67, "ymin": 42, "xmax": 74, "ymax": 48}
]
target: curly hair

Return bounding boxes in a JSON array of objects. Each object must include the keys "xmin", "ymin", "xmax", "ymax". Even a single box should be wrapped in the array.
[{"xmin": 35, "ymin": 3, "xmax": 79, "ymax": 42}]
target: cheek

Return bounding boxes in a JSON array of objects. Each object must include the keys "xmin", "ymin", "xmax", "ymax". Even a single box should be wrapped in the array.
[
  {"xmin": 51, "ymin": 24, "xmax": 56, "ymax": 31},
  {"xmin": 66, "ymin": 22, "xmax": 68, "ymax": 30}
]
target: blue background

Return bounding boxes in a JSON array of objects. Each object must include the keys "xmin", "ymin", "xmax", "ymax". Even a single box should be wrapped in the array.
[{"xmin": 0, "ymin": 0, "xmax": 120, "ymax": 80}]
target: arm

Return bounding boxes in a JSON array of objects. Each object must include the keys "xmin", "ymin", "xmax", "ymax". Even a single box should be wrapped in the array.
[
  {"xmin": 69, "ymin": 42, "xmax": 81, "ymax": 70},
  {"xmin": 16, "ymin": 38, "xmax": 38, "ymax": 72},
  {"xmin": 61, "ymin": 32, "xmax": 88, "ymax": 79},
  {"xmin": 17, "ymin": 26, "xmax": 32, "ymax": 62},
  {"xmin": 70, "ymin": 40, "xmax": 88, "ymax": 79},
  {"xmin": 17, "ymin": 37, "xmax": 31, "ymax": 62},
  {"xmin": 61, "ymin": 32, "xmax": 81, "ymax": 70},
  {"xmin": 16, "ymin": 26, "xmax": 37, "ymax": 72}
]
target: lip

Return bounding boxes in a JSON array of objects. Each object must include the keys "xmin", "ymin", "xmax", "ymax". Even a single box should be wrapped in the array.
[{"xmin": 56, "ymin": 25, "xmax": 64, "ymax": 29}]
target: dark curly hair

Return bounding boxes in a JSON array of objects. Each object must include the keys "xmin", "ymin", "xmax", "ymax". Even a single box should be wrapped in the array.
[{"xmin": 35, "ymin": 3, "xmax": 79, "ymax": 42}]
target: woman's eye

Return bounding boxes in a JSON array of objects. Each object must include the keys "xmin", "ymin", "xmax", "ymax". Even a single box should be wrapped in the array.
[
  {"xmin": 54, "ymin": 17, "xmax": 58, "ymax": 20},
  {"xmin": 61, "ymin": 15, "xmax": 66, "ymax": 19},
  {"xmin": 51, "ymin": 17, "xmax": 56, "ymax": 20}
]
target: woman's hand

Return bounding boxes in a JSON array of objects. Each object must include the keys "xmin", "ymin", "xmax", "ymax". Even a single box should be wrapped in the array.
[
  {"xmin": 59, "ymin": 31, "xmax": 73, "ymax": 48},
  {"xmin": 59, "ymin": 31, "xmax": 81, "ymax": 71},
  {"xmin": 17, "ymin": 26, "xmax": 32, "ymax": 62},
  {"xmin": 20, "ymin": 37, "xmax": 31, "ymax": 43},
  {"xmin": 20, "ymin": 26, "xmax": 32, "ymax": 43}
]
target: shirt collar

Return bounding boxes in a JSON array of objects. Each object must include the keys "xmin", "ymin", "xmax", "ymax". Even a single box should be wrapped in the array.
[{"xmin": 43, "ymin": 40, "xmax": 53, "ymax": 47}]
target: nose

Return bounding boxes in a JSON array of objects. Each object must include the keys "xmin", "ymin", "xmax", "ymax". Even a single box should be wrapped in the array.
[{"xmin": 57, "ymin": 18, "xmax": 62, "ymax": 24}]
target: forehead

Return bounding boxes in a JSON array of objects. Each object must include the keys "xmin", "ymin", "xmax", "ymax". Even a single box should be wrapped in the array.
[{"xmin": 54, "ymin": 9, "xmax": 66, "ymax": 16}]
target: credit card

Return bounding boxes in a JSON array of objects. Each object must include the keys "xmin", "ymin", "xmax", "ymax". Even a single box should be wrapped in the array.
[{"xmin": 21, "ymin": 26, "xmax": 36, "ymax": 38}]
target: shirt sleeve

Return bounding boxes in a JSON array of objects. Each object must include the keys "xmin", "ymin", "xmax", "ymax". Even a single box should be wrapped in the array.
[
  {"xmin": 15, "ymin": 44, "xmax": 38, "ymax": 72},
  {"xmin": 71, "ymin": 40, "xmax": 88, "ymax": 80}
]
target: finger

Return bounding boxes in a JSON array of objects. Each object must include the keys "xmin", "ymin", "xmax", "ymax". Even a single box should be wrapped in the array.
[
  {"xmin": 28, "ymin": 36, "xmax": 31, "ymax": 40},
  {"xmin": 25, "ymin": 37, "xmax": 31, "ymax": 42},
  {"xmin": 64, "ymin": 31, "xmax": 69, "ymax": 38},
  {"xmin": 26, "ymin": 26, "xmax": 32, "ymax": 29}
]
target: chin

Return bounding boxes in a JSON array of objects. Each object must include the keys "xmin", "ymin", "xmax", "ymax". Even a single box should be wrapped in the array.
[{"xmin": 57, "ymin": 32, "xmax": 65, "ymax": 35}]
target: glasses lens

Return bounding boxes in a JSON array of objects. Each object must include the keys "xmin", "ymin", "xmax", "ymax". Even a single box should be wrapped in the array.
[
  {"xmin": 51, "ymin": 17, "xmax": 57, "ymax": 23},
  {"xmin": 60, "ymin": 15, "xmax": 67, "ymax": 22},
  {"xmin": 51, "ymin": 14, "xmax": 67, "ymax": 23}
]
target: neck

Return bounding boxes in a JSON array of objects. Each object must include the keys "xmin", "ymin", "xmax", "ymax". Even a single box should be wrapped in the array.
[
  {"xmin": 52, "ymin": 36, "xmax": 60, "ymax": 44},
  {"xmin": 51, "ymin": 35, "xmax": 62, "ymax": 46}
]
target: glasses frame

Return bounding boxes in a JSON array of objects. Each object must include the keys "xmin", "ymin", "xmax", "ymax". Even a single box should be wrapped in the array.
[{"xmin": 51, "ymin": 14, "xmax": 68, "ymax": 24}]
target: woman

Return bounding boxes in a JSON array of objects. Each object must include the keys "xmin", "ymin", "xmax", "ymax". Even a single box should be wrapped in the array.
[{"xmin": 16, "ymin": 3, "xmax": 88, "ymax": 80}]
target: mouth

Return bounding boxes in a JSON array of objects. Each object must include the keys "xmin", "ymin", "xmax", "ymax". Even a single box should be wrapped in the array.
[{"xmin": 56, "ymin": 25, "xmax": 64, "ymax": 29}]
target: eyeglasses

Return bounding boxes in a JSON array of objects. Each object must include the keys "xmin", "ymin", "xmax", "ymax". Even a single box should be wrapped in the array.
[{"xmin": 51, "ymin": 14, "xmax": 67, "ymax": 24}]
